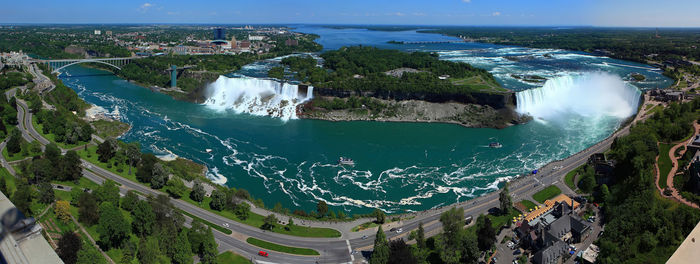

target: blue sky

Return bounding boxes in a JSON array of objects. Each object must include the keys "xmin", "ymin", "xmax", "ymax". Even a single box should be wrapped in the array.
[{"xmin": 1, "ymin": 0, "xmax": 698, "ymax": 27}]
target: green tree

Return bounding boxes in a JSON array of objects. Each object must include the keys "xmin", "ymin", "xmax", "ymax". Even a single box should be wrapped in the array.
[
  {"xmin": 209, "ymin": 189, "xmax": 226, "ymax": 211},
  {"xmin": 7, "ymin": 129, "xmax": 21, "ymax": 154},
  {"xmin": 268, "ymin": 66, "xmax": 285, "ymax": 79},
  {"xmin": 388, "ymin": 239, "xmax": 417, "ymax": 264},
  {"xmin": 0, "ymin": 176, "xmax": 7, "ymax": 196},
  {"xmin": 138, "ymin": 236, "xmax": 162, "ymax": 264},
  {"xmin": 76, "ymin": 246, "xmax": 106, "ymax": 264},
  {"xmin": 95, "ymin": 180, "xmax": 120, "ymax": 206},
  {"xmin": 578, "ymin": 173, "xmax": 596, "ymax": 193},
  {"xmin": 44, "ymin": 142, "xmax": 61, "ymax": 166},
  {"xmin": 374, "ymin": 208, "xmax": 386, "ymax": 224},
  {"xmin": 61, "ymin": 150, "xmax": 82, "ymax": 181},
  {"xmin": 187, "ymin": 220, "xmax": 206, "ymax": 255},
  {"xmin": 499, "ymin": 182, "xmax": 512, "ymax": 215},
  {"xmin": 235, "ymin": 201, "xmax": 251, "ymax": 220},
  {"xmin": 370, "ymin": 226, "xmax": 390, "ymax": 264},
  {"xmin": 11, "ymin": 181, "xmax": 32, "ymax": 215},
  {"xmin": 121, "ymin": 190, "xmax": 139, "ymax": 211},
  {"xmin": 136, "ymin": 153, "xmax": 158, "ymax": 183},
  {"xmin": 97, "ymin": 202, "xmax": 130, "ymax": 248},
  {"xmin": 190, "ymin": 181, "xmax": 205, "ymax": 203},
  {"xmin": 126, "ymin": 142, "xmax": 141, "ymax": 175},
  {"xmin": 600, "ymin": 184, "xmax": 611, "ymax": 203},
  {"xmin": 150, "ymin": 163, "xmax": 168, "ymax": 189},
  {"xmin": 166, "ymin": 177, "xmax": 187, "ymax": 199},
  {"xmin": 32, "ymin": 158, "xmax": 53, "ymax": 183},
  {"xmin": 171, "ymin": 229, "xmax": 193, "ymax": 264},
  {"xmin": 200, "ymin": 227, "xmax": 218, "ymax": 264},
  {"xmin": 132, "ymin": 200, "xmax": 156, "ymax": 237},
  {"xmin": 96, "ymin": 138, "xmax": 117, "ymax": 163},
  {"xmin": 262, "ymin": 214, "xmax": 278, "ymax": 230},
  {"xmin": 476, "ymin": 215, "xmax": 496, "ymax": 252},
  {"xmin": 78, "ymin": 192, "xmax": 99, "ymax": 225},
  {"xmin": 416, "ymin": 222, "xmax": 426, "ymax": 249},
  {"xmin": 57, "ymin": 232, "xmax": 82, "ymax": 264},
  {"xmin": 317, "ymin": 200, "xmax": 329, "ymax": 217},
  {"xmin": 38, "ymin": 182, "xmax": 55, "ymax": 204}
]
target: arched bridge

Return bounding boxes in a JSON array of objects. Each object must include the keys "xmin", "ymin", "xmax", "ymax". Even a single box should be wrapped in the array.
[{"xmin": 33, "ymin": 57, "xmax": 141, "ymax": 75}]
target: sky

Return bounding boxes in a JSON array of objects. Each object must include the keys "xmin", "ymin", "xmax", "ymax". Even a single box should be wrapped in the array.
[{"xmin": 1, "ymin": 0, "xmax": 699, "ymax": 27}]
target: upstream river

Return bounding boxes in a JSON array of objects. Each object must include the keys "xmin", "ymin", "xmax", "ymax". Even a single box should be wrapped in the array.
[{"xmin": 58, "ymin": 26, "xmax": 671, "ymax": 214}]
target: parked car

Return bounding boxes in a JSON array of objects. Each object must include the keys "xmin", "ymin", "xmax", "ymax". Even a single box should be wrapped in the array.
[
  {"xmin": 514, "ymin": 249, "xmax": 522, "ymax": 255},
  {"xmin": 465, "ymin": 215, "xmax": 474, "ymax": 225},
  {"xmin": 258, "ymin": 251, "xmax": 269, "ymax": 257},
  {"xmin": 390, "ymin": 227, "xmax": 397, "ymax": 232},
  {"xmin": 396, "ymin": 228, "xmax": 403, "ymax": 233}
]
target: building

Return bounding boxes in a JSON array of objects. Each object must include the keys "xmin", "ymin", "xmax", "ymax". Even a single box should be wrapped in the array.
[
  {"xmin": 580, "ymin": 244, "xmax": 599, "ymax": 264},
  {"xmin": 688, "ymin": 135, "xmax": 700, "ymax": 154},
  {"xmin": 688, "ymin": 150, "xmax": 700, "ymax": 194},
  {"xmin": 248, "ymin": 35, "xmax": 265, "ymax": 41},
  {"xmin": 587, "ymin": 153, "xmax": 616, "ymax": 184},
  {"xmin": 213, "ymin": 28, "xmax": 226, "ymax": 41},
  {"xmin": 0, "ymin": 191, "xmax": 63, "ymax": 263},
  {"xmin": 105, "ymin": 30, "xmax": 113, "ymax": 36},
  {"xmin": 285, "ymin": 38, "xmax": 298, "ymax": 46},
  {"xmin": 239, "ymin": 40, "xmax": 251, "ymax": 52},
  {"xmin": 230, "ymin": 36, "xmax": 237, "ymax": 49},
  {"xmin": 668, "ymin": 220, "xmax": 700, "ymax": 264},
  {"xmin": 173, "ymin": 45, "xmax": 187, "ymax": 55},
  {"xmin": 94, "ymin": 29, "xmax": 101, "ymax": 35}
]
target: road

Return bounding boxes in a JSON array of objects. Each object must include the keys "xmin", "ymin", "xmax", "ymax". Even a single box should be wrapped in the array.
[
  {"xmin": 13, "ymin": 97, "xmax": 353, "ymax": 263},
  {"xmin": 9, "ymin": 67, "xmax": 644, "ymax": 263}
]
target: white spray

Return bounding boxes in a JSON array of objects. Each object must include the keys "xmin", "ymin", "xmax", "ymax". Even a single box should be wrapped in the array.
[
  {"xmin": 516, "ymin": 73, "xmax": 641, "ymax": 121},
  {"xmin": 204, "ymin": 76, "xmax": 314, "ymax": 121}
]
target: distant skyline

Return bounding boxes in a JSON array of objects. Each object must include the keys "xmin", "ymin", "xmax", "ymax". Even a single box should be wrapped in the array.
[{"xmin": 1, "ymin": 0, "xmax": 699, "ymax": 27}]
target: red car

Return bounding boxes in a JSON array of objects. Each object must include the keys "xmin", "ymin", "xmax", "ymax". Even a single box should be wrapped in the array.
[{"xmin": 258, "ymin": 251, "xmax": 269, "ymax": 257}]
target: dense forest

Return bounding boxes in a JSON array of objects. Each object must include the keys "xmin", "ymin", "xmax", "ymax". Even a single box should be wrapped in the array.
[
  {"xmin": 596, "ymin": 99, "xmax": 700, "ymax": 263},
  {"xmin": 276, "ymin": 46, "xmax": 504, "ymax": 105}
]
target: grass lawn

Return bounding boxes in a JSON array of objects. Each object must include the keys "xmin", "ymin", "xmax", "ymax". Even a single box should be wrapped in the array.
[
  {"xmin": 450, "ymin": 75, "xmax": 509, "ymax": 93},
  {"xmin": 77, "ymin": 145, "xmax": 142, "ymax": 185},
  {"xmin": 246, "ymin": 237, "xmax": 319, "ymax": 256},
  {"xmin": 518, "ymin": 200, "xmax": 537, "ymax": 211},
  {"xmin": 532, "ymin": 185, "xmax": 562, "ymax": 203},
  {"xmin": 217, "ymin": 251, "xmax": 252, "ymax": 264},
  {"xmin": 32, "ymin": 115, "xmax": 88, "ymax": 150},
  {"xmin": 658, "ymin": 143, "xmax": 673, "ymax": 189},
  {"xmin": 351, "ymin": 221, "xmax": 380, "ymax": 232},
  {"xmin": 53, "ymin": 177, "xmax": 101, "ymax": 191},
  {"xmin": 91, "ymin": 119, "xmax": 130, "ymax": 139},
  {"xmin": 2, "ymin": 138, "xmax": 42, "ymax": 162},
  {"xmin": 487, "ymin": 207, "xmax": 520, "ymax": 230},
  {"xmin": 565, "ymin": 165, "xmax": 583, "ymax": 191},
  {"xmin": 0, "ymin": 167, "xmax": 17, "ymax": 192},
  {"xmin": 180, "ymin": 193, "xmax": 341, "ymax": 238}
]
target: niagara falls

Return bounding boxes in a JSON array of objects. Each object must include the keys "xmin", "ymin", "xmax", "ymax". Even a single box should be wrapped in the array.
[
  {"xmin": 203, "ymin": 76, "xmax": 314, "ymax": 121},
  {"xmin": 516, "ymin": 73, "xmax": 642, "ymax": 121}
]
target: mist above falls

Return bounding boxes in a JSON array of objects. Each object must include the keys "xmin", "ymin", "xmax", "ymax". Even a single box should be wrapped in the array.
[
  {"xmin": 203, "ymin": 76, "xmax": 313, "ymax": 121},
  {"xmin": 516, "ymin": 73, "xmax": 641, "ymax": 122}
]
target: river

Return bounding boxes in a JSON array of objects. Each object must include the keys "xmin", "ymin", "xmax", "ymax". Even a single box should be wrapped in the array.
[{"xmin": 57, "ymin": 26, "xmax": 671, "ymax": 214}]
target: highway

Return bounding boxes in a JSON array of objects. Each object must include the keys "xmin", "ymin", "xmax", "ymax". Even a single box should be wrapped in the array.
[{"xmin": 9, "ymin": 71, "xmax": 639, "ymax": 263}]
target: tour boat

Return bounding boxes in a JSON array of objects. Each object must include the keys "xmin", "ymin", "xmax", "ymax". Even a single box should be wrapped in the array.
[
  {"xmin": 489, "ymin": 142, "xmax": 503, "ymax": 148},
  {"xmin": 338, "ymin": 157, "xmax": 355, "ymax": 166}
]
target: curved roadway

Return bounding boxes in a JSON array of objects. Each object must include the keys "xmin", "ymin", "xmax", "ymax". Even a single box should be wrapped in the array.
[{"xmin": 12, "ymin": 77, "xmax": 643, "ymax": 263}]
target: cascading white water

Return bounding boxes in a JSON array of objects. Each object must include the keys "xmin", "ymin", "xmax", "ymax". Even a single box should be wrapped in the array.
[
  {"xmin": 204, "ymin": 76, "xmax": 313, "ymax": 121},
  {"xmin": 516, "ymin": 73, "xmax": 641, "ymax": 121}
]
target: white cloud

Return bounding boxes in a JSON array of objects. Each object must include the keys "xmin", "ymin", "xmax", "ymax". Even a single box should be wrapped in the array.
[
  {"xmin": 492, "ymin": 11, "xmax": 501, "ymax": 16},
  {"xmin": 462, "ymin": 0, "xmax": 471, "ymax": 3},
  {"xmin": 138, "ymin": 3, "xmax": 153, "ymax": 13}
]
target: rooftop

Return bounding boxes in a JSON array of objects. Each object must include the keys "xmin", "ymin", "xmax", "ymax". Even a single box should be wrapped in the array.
[
  {"xmin": 668, "ymin": 220, "xmax": 700, "ymax": 264},
  {"xmin": 0, "ymin": 191, "xmax": 62, "ymax": 264}
]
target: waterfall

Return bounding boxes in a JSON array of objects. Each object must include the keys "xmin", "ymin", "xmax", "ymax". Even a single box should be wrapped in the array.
[
  {"xmin": 204, "ymin": 76, "xmax": 313, "ymax": 121},
  {"xmin": 516, "ymin": 73, "xmax": 641, "ymax": 121}
]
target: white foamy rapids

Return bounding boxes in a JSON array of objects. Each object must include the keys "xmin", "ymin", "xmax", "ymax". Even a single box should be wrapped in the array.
[
  {"xmin": 204, "ymin": 76, "xmax": 314, "ymax": 121},
  {"xmin": 516, "ymin": 73, "xmax": 641, "ymax": 121}
]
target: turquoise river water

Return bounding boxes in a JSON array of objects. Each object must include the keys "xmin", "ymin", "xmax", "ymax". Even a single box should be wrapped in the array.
[{"xmin": 58, "ymin": 26, "xmax": 671, "ymax": 214}]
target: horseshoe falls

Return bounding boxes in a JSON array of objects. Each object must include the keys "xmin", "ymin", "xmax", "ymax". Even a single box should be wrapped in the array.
[
  {"xmin": 204, "ymin": 76, "xmax": 313, "ymax": 121},
  {"xmin": 516, "ymin": 73, "xmax": 642, "ymax": 122}
]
